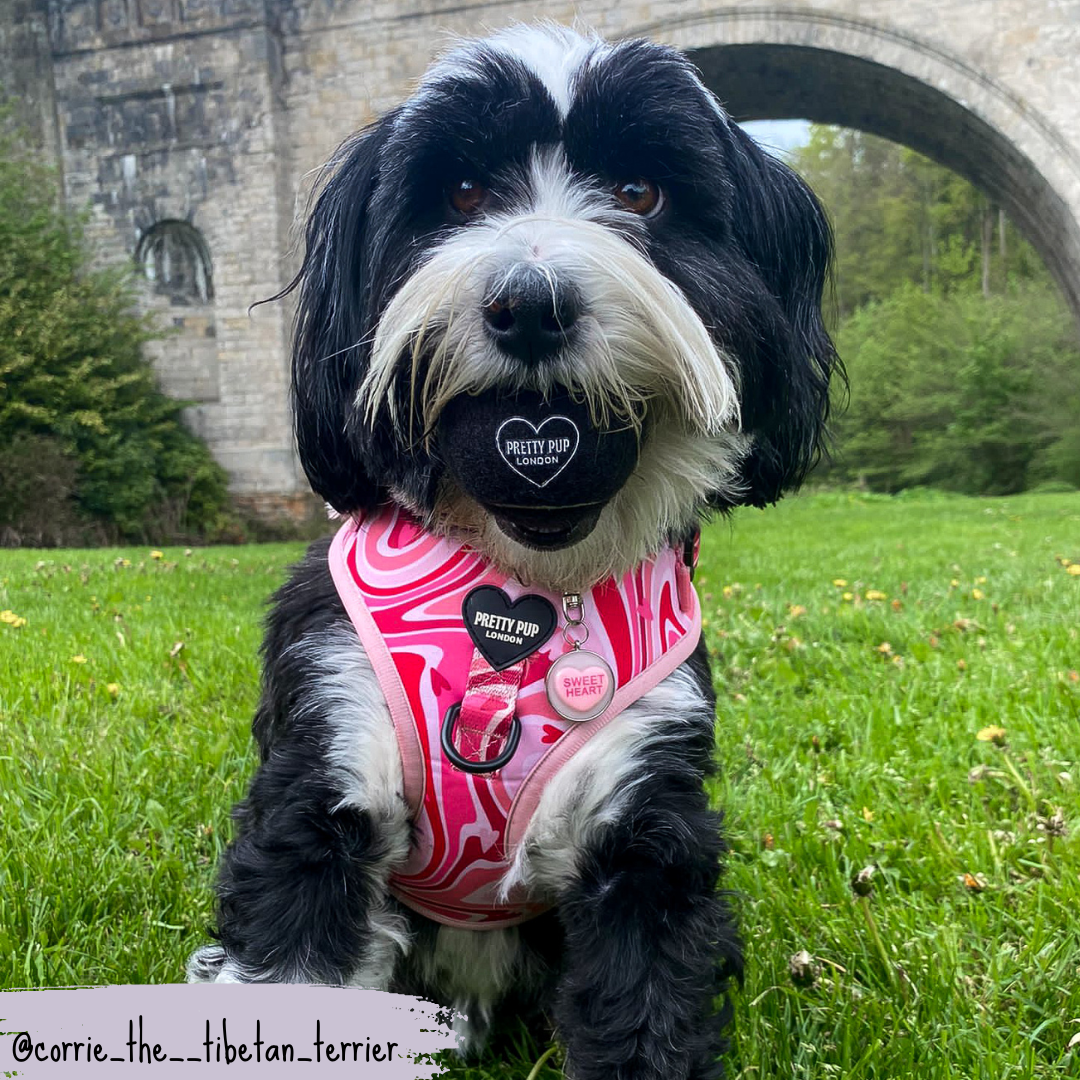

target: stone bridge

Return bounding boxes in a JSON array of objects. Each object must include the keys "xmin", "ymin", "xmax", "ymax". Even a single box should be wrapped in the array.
[{"xmin": 2, "ymin": 0, "xmax": 1078, "ymax": 508}]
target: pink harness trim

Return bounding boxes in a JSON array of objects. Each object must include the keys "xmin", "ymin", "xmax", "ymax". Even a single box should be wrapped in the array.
[{"xmin": 328, "ymin": 505, "xmax": 701, "ymax": 929}]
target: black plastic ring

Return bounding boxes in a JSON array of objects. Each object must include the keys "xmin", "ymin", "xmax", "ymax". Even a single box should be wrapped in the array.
[{"xmin": 440, "ymin": 704, "xmax": 522, "ymax": 775}]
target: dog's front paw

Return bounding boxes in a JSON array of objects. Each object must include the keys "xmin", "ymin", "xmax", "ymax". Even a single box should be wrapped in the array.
[
  {"xmin": 186, "ymin": 944, "xmax": 226, "ymax": 983},
  {"xmin": 186, "ymin": 944, "xmax": 249, "ymax": 984}
]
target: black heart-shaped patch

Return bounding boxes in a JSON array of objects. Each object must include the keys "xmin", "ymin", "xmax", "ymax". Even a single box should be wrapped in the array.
[
  {"xmin": 495, "ymin": 415, "xmax": 580, "ymax": 488},
  {"xmin": 463, "ymin": 586, "xmax": 557, "ymax": 671}
]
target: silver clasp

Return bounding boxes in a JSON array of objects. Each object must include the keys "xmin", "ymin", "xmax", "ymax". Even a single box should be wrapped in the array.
[
  {"xmin": 562, "ymin": 592, "xmax": 585, "ymax": 624},
  {"xmin": 561, "ymin": 592, "xmax": 589, "ymax": 648}
]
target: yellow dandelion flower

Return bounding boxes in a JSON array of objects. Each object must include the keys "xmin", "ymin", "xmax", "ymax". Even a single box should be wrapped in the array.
[
  {"xmin": 842, "ymin": 592, "xmax": 853, "ymax": 602},
  {"xmin": 106, "ymin": 683, "xmax": 121, "ymax": 696},
  {"xmin": 1068, "ymin": 564, "xmax": 1080, "ymax": 577},
  {"xmin": 0, "ymin": 610, "xmax": 17, "ymax": 624},
  {"xmin": 722, "ymin": 585, "xmax": 734, "ymax": 599},
  {"xmin": 71, "ymin": 654, "xmax": 88, "ymax": 664},
  {"xmin": 862, "ymin": 806, "xmax": 875, "ymax": 823},
  {"xmin": 950, "ymin": 578, "xmax": 959, "ymax": 588},
  {"xmin": 865, "ymin": 590, "xmax": 887, "ymax": 601},
  {"xmin": 832, "ymin": 578, "xmax": 848, "ymax": 587},
  {"xmin": 150, "ymin": 550, "xmax": 164, "ymax": 560},
  {"xmin": 975, "ymin": 576, "xmax": 987, "ymax": 585},
  {"xmin": 876, "ymin": 641, "xmax": 893, "ymax": 655},
  {"xmin": 976, "ymin": 725, "xmax": 1006, "ymax": 744},
  {"xmin": 788, "ymin": 604, "xmax": 807, "ymax": 618},
  {"xmin": 972, "ymin": 588, "xmax": 984, "ymax": 600},
  {"xmin": 957, "ymin": 658, "xmax": 968, "ymax": 670}
]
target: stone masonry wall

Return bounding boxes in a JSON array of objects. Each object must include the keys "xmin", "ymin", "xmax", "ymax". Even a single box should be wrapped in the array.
[{"xmin": 33, "ymin": 0, "xmax": 299, "ymax": 498}]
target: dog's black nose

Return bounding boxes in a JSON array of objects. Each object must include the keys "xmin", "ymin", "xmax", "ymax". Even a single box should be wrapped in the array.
[{"xmin": 483, "ymin": 268, "xmax": 579, "ymax": 363}]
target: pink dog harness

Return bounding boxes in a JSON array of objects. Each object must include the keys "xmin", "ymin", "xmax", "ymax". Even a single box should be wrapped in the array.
[{"xmin": 329, "ymin": 505, "xmax": 701, "ymax": 928}]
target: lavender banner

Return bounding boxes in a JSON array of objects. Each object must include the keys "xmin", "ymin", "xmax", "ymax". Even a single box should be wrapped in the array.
[{"xmin": 0, "ymin": 984, "xmax": 454, "ymax": 1077}]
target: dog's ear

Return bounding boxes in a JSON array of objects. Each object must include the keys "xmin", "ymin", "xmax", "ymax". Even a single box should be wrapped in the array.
[
  {"xmin": 723, "ymin": 124, "xmax": 841, "ymax": 507},
  {"xmin": 285, "ymin": 117, "xmax": 395, "ymax": 514}
]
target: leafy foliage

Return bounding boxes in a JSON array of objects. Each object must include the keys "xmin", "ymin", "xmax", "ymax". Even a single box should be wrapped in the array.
[
  {"xmin": 791, "ymin": 127, "xmax": 1048, "ymax": 318},
  {"xmin": 0, "ymin": 112, "xmax": 230, "ymax": 545},
  {"xmin": 791, "ymin": 126, "xmax": 1080, "ymax": 493},
  {"xmin": 830, "ymin": 284, "xmax": 1080, "ymax": 494}
]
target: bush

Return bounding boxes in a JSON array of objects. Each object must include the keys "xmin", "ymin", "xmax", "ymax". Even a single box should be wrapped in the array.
[
  {"xmin": 0, "ymin": 434, "xmax": 84, "ymax": 546},
  {"xmin": 825, "ymin": 282, "xmax": 1080, "ymax": 495},
  {"xmin": 0, "ymin": 109, "xmax": 231, "ymax": 545}
]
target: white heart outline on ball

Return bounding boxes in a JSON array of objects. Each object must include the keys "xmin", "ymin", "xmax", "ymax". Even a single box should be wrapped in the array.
[{"xmin": 494, "ymin": 415, "xmax": 581, "ymax": 488}]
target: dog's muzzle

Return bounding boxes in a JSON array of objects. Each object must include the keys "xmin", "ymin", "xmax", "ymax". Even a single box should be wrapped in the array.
[{"xmin": 438, "ymin": 387, "xmax": 640, "ymax": 550}]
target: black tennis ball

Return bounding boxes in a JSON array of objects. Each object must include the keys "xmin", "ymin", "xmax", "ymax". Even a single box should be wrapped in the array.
[{"xmin": 438, "ymin": 387, "xmax": 641, "ymax": 513}]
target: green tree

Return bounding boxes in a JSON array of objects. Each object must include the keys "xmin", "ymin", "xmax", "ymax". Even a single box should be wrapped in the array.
[
  {"xmin": 791, "ymin": 124, "xmax": 1079, "ymax": 495},
  {"xmin": 831, "ymin": 284, "xmax": 1080, "ymax": 494},
  {"xmin": 791, "ymin": 127, "xmax": 1048, "ymax": 317},
  {"xmin": 0, "ymin": 109, "xmax": 230, "ymax": 544}
]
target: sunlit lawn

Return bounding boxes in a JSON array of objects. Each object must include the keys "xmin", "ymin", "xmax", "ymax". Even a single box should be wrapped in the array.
[{"xmin": 1, "ymin": 490, "xmax": 1078, "ymax": 1078}]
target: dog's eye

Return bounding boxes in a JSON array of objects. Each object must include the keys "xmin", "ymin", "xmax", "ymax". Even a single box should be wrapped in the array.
[
  {"xmin": 449, "ymin": 179, "xmax": 489, "ymax": 217},
  {"xmin": 613, "ymin": 179, "xmax": 662, "ymax": 217}
]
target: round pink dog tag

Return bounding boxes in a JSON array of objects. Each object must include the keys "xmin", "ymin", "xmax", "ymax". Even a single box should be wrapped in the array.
[{"xmin": 546, "ymin": 649, "xmax": 615, "ymax": 721}]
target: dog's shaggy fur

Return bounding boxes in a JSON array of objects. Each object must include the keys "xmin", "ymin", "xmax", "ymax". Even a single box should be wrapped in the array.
[{"xmin": 188, "ymin": 24, "xmax": 838, "ymax": 1080}]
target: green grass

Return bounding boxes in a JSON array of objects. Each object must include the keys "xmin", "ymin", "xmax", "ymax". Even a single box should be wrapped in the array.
[{"xmin": 2, "ymin": 491, "xmax": 1079, "ymax": 1078}]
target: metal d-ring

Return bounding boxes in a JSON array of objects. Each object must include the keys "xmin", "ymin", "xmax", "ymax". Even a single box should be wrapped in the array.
[{"xmin": 440, "ymin": 704, "xmax": 522, "ymax": 775}]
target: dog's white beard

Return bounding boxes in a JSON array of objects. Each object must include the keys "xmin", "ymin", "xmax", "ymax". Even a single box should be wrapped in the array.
[
  {"xmin": 362, "ymin": 215, "xmax": 739, "ymax": 438},
  {"xmin": 361, "ymin": 159, "xmax": 748, "ymax": 588}
]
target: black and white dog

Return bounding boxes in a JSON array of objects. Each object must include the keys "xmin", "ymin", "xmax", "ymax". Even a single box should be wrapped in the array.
[{"xmin": 189, "ymin": 24, "xmax": 837, "ymax": 1080}]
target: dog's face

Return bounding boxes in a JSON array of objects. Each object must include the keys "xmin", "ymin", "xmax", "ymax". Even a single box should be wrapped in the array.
[{"xmin": 289, "ymin": 25, "xmax": 837, "ymax": 589}]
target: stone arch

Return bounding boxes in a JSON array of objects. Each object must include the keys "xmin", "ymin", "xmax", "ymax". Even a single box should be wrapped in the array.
[
  {"xmin": 634, "ymin": 8, "xmax": 1080, "ymax": 323},
  {"xmin": 134, "ymin": 219, "xmax": 214, "ymax": 304}
]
